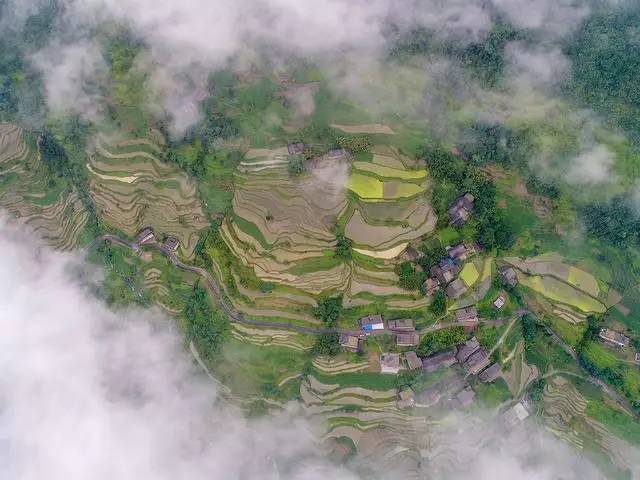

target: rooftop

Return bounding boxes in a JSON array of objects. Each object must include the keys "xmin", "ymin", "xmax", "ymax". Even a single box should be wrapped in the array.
[
  {"xmin": 456, "ymin": 337, "xmax": 480, "ymax": 364},
  {"xmin": 464, "ymin": 349, "xmax": 490, "ymax": 374},
  {"xmin": 478, "ymin": 363, "xmax": 502, "ymax": 382},
  {"xmin": 388, "ymin": 318, "xmax": 415, "ymax": 331},
  {"xmin": 359, "ymin": 314, "xmax": 384, "ymax": 326},
  {"xmin": 396, "ymin": 333, "xmax": 420, "ymax": 347},
  {"xmin": 599, "ymin": 328, "xmax": 630, "ymax": 347},
  {"xmin": 455, "ymin": 307, "xmax": 479, "ymax": 323},
  {"xmin": 380, "ymin": 353, "xmax": 401, "ymax": 374},
  {"xmin": 445, "ymin": 278, "xmax": 467, "ymax": 298},
  {"xmin": 455, "ymin": 386, "xmax": 476, "ymax": 407},
  {"xmin": 339, "ymin": 334, "xmax": 361, "ymax": 351},
  {"xmin": 421, "ymin": 349, "xmax": 457, "ymax": 372},
  {"xmin": 404, "ymin": 351, "xmax": 422, "ymax": 370}
]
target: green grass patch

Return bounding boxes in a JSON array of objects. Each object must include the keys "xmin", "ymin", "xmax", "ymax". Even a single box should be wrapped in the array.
[
  {"xmin": 474, "ymin": 378, "xmax": 511, "ymax": 407},
  {"xmin": 232, "ymin": 214, "xmax": 270, "ymax": 249},
  {"xmin": 287, "ymin": 254, "xmax": 343, "ymax": 275},
  {"xmin": 347, "ymin": 172, "xmax": 384, "ymax": 199},
  {"xmin": 312, "ymin": 370, "xmax": 398, "ymax": 391},
  {"xmin": 586, "ymin": 400, "xmax": 640, "ymax": 446}
]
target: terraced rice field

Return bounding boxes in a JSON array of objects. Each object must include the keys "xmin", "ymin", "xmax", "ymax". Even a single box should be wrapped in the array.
[
  {"xmin": 518, "ymin": 273, "xmax": 606, "ymax": 313},
  {"xmin": 88, "ymin": 136, "xmax": 208, "ymax": 257},
  {"xmin": 348, "ymin": 173, "xmax": 384, "ymax": 199},
  {"xmin": 301, "ymin": 375, "xmax": 426, "ymax": 473},
  {"xmin": 330, "ymin": 123, "xmax": 396, "ymax": 134},
  {"xmin": 353, "ymin": 162, "xmax": 426, "ymax": 181},
  {"xmin": 0, "ymin": 123, "xmax": 89, "ymax": 250}
]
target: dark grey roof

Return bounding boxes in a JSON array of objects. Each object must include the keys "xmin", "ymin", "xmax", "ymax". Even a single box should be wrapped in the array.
[
  {"xmin": 421, "ymin": 349, "xmax": 457, "ymax": 372},
  {"xmin": 478, "ymin": 363, "xmax": 502, "ymax": 382},
  {"xmin": 455, "ymin": 338, "xmax": 480, "ymax": 363}
]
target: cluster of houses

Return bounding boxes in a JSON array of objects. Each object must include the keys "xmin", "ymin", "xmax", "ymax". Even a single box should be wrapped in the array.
[
  {"xmin": 134, "ymin": 227, "xmax": 180, "ymax": 253},
  {"xmin": 598, "ymin": 327, "xmax": 640, "ymax": 366},
  {"xmin": 422, "ymin": 242, "xmax": 478, "ymax": 299},
  {"xmin": 392, "ymin": 336, "xmax": 502, "ymax": 410},
  {"xmin": 339, "ymin": 315, "xmax": 421, "ymax": 352}
]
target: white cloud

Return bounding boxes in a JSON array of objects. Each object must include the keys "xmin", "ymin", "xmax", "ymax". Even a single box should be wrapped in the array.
[{"xmin": 567, "ymin": 143, "xmax": 617, "ymax": 185}]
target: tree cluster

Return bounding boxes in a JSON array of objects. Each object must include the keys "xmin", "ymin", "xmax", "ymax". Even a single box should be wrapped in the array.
[
  {"xmin": 416, "ymin": 326, "xmax": 467, "ymax": 357},
  {"xmin": 313, "ymin": 296, "xmax": 343, "ymax": 328}
]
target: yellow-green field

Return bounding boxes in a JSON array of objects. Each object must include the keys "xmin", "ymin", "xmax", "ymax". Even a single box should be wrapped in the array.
[
  {"xmin": 347, "ymin": 173, "xmax": 384, "ymax": 199},
  {"xmin": 567, "ymin": 266, "xmax": 601, "ymax": 298},
  {"xmin": 352, "ymin": 162, "xmax": 426, "ymax": 180},
  {"xmin": 519, "ymin": 274, "xmax": 606, "ymax": 313},
  {"xmin": 460, "ymin": 262, "xmax": 480, "ymax": 287}
]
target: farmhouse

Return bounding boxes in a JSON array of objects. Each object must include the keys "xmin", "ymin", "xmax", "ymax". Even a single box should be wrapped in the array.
[
  {"xmin": 599, "ymin": 328, "xmax": 630, "ymax": 348},
  {"xmin": 380, "ymin": 353, "xmax": 401, "ymax": 374},
  {"xmin": 499, "ymin": 266, "xmax": 518, "ymax": 287},
  {"xmin": 422, "ymin": 277, "xmax": 441, "ymax": 296},
  {"xmin": 339, "ymin": 334, "xmax": 362, "ymax": 352},
  {"xmin": 445, "ymin": 278, "xmax": 468, "ymax": 299},
  {"xmin": 401, "ymin": 245, "xmax": 421, "ymax": 262},
  {"xmin": 287, "ymin": 142, "xmax": 305, "ymax": 155},
  {"xmin": 448, "ymin": 243, "xmax": 475, "ymax": 262},
  {"xmin": 136, "ymin": 227, "xmax": 155, "ymax": 245},
  {"xmin": 397, "ymin": 388, "xmax": 415, "ymax": 410},
  {"xmin": 421, "ymin": 349, "xmax": 457, "ymax": 372},
  {"xmin": 388, "ymin": 318, "xmax": 415, "ymax": 331},
  {"xmin": 454, "ymin": 386, "xmax": 476, "ymax": 407},
  {"xmin": 449, "ymin": 193, "xmax": 475, "ymax": 227},
  {"xmin": 456, "ymin": 337, "xmax": 481, "ymax": 364},
  {"xmin": 493, "ymin": 294, "xmax": 506, "ymax": 309},
  {"xmin": 455, "ymin": 307, "xmax": 479, "ymax": 327},
  {"xmin": 478, "ymin": 363, "xmax": 502, "ymax": 383},
  {"xmin": 405, "ymin": 351, "xmax": 422, "ymax": 370},
  {"xmin": 163, "ymin": 235, "xmax": 180, "ymax": 252},
  {"xmin": 396, "ymin": 333, "xmax": 420, "ymax": 347},
  {"xmin": 359, "ymin": 314, "xmax": 385, "ymax": 332},
  {"xmin": 463, "ymin": 349, "xmax": 490, "ymax": 375},
  {"xmin": 503, "ymin": 402, "xmax": 529, "ymax": 427},
  {"xmin": 430, "ymin": 258, "xmax": 461, "ymax": 284}
]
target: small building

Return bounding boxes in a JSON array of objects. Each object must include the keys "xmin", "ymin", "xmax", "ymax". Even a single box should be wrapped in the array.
[
  {"xmin": 339, "ymin": 334, "xmax": 362, "ymax": 352},
  {"xmin": 499, "ymin": 266, "xmax": 518, "ymax": 287},
  {"xmin": 380, "ymin": 353, "xmax": 401, "ymax": 374},
  {"xmin": 448, "ymin": 243, "xmax": 475, "ymax": 262},
  {"xmin": 136, "ymin": 227, "xmax": 155, "ymax": 245},
  {"xmin": 388, "ymin": 318, "xmax": 415, "ymax": 332},
  {"xmin": 599, "ymin": 328, "xmax": 630, "ymax": 348},
  {"xmin": 359, "ymin": 314, "xmax": 384, "ymax": 332},
  {"xmin": 401, "ymin": 245, "xmax": 421, "ymax": 262},
  {"xmin": 445, "ymin": 278, "xmax": 467, "ymax": 299},
  {"xmin": 422, "ymin": 277, "xmax": 441, "ymax": 296},
  {"xmin": 396, "ymin": 333, "xmax": 420, "ymax": 347},
  {"xmin": 287, "ymin": 142, "xmax": 305, "ymax": 155},
  {"xmin": 430, "ymin": 258, "xmax": 461, "ymax": 284},
  {"xmin": 404, "ymin": 351, "xmax": 422, "ymax": 370},
  {"xmin": 464, "ymin": 348, "xmax": 490, "ymax": 375},
  {"xmin": 455, "ymin": 337, "xmax": 481, "ymax": 364},
  {"xmin": 421, "ymin": 349, "xmax": 457, "ymax": 372},
  {"xmin": 454, "ymin": 386, "xmax": 476, "ymax": 407},
  {"xmin": 449, "ymin": 193, "xmax": 475, "ymax": 227},
  {"xmin": 397, "ymin": 388, "xmax": 415, "ymax": 410},
  {"xmin": 635, "ymin": 352, "xmax": 640, "ymax": 365},
  {"xmin": 478, "ymin": 363, "xmax": 502, "ymax": 383},
  {"xmin": 455, "ymin": 307, "xmax": 479, "ymax": 327},
  {"xmin": 502, "ymin": 402, "xmax": 529, "ymax": 427},
  {"xmin": 493, "ymin": 294, "xmax": 506, "ymax": 309},
  {"xmin": 164, "ymin": 235, "xmax": 180, "ymax": 252}
]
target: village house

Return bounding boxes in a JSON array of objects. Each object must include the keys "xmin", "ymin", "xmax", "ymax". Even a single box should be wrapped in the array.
[
  {"xmin": 422, "ymin": 277, "xmax": 441, "ymax": 296},
  {"xmin": 445, "ymin": 278, "xmax": 468, "ymax": 299},
  {"xmin": 401, "ymin": 245, "xmax": 422, "ymax": 262},
  {"xmin": 339, "ymin": 334, "xmax": 362, "ymax": 353},
  {"xmin": 449, "ymin": 193, "xmax": 475, "ymax": 227},
  {"xmin": 478, "ymin": 363, "xmax": 502, "ymax": 383},
  {"xmin": 287, "ymin": 142, "xmax": 305, "ymax": 156},
  {"xmin": 396, "ymin": 333, "xmax": 420, "ymax": 347},
  {"xmin": 359, "ymin": 314, "xmax": 384, "ymax": 332},
  {"xmin": 136, "ymin": 227, "xmax": 155, "ymax": 245},
  {"xmin": 463, "ymin": 348, "xmax": 490, "ymax": 375},
  {"xmin": 502, "ymin": 402, "xmax": 529, "ymax": 427},
  {"xmin": 404, "ymin": 351, "xmax": 422, "ymax": 370},
  {"xmin": 447, "ymin": 243, "xmax": 475, "ymax": 262},
  {"xmin": 380, "ymin": 353, "xmax": 401, "ymax": 374},
  {"xmin": 163, "ymin": 235, "xmax": 180, "ymax": 252},
  {"xmin": 421, "ymin": 349, "xmax": 457, "ymax": 372},
  {"xmin": 420, "ymin": 374, "xmax": 466, "ymax": 407},
  {"xmin": 454, "ymin": 386, "xmax": 476, "ymax": 407},
  {"xmin": 388, "ymin": 318, "xmax": 415, "ymax": 332},
  {"xmin": 599, "ymin": 328, "xmax": 630, "ymax": 348},
  {"xmin": 397, "ymin": 388, "xmax": 415, "ymax": 410},
  {"xmin": 430, "ymin": 258, "xmax": 461, "ymax": 284},
  {"xmin": 499, "ymin": 266, "xmax": 519, "ymax": 287},
  {"xmin": 455, "ymin": 337, "xmax": 481, "ymax": 364},
  {"xmin": 455, "ymin": 307, "xmax": 479, "ymax": 328},
  {"xmin": 493, "ymin": 293, "xmax": 506, "ymax": 309}
]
